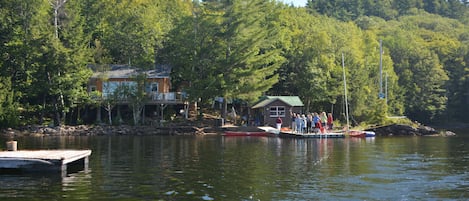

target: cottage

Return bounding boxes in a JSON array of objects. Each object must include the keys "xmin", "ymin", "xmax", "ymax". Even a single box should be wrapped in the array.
[
  {"xmin": 87, "ymin": 64, "xmax": 188, "ymax": 124},
  {"xmin": 251, "ymin": 96, "xmax": 304, "ymax": 128},
  {"xmin": 88, "ymin": 64, "xmax": 185, "ymax": 103}
]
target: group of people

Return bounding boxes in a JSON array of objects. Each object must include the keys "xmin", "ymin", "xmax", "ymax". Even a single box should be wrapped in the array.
[{"xmin": 291, "ymin": 112, "xmax": 333, "ymax": 134}]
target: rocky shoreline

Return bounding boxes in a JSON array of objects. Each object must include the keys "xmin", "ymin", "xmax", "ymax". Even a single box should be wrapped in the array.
[
  {"xmin": 1, "ymin": 122, "xmax": 457, "ymax": 137},
  {"xmin": 2, "ymin": 124, "xmax": 222, "ymax": 137},
  {"xmin": 366, "ymin": 123, "xmax": 456, "ymax": 136}
]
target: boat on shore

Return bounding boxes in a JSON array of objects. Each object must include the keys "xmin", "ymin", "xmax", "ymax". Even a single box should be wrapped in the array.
[
  {"xmin": 348, "ymin": 130, "xmax": 376, "ymax": 138},
  {"xmin": 222, "ymin": 126, "xmax": 280, "ymax": 137},
  {"xmin": 223, "ymin": 131, "xmax": 269, "ymax": 136}
]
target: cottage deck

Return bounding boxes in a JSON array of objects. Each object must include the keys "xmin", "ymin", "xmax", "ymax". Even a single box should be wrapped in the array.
[{"xmin": 0, "ymin": 150, "xmax": 91, "ymax": 175}]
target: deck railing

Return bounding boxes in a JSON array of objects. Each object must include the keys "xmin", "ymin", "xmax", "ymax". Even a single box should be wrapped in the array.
[{"xmin": 150, "ymin": 92, "xmax": 187, "ymax": 102}]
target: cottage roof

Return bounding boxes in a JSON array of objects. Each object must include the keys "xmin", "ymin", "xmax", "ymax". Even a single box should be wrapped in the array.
[
  {"xmin": 251, "ymin": 96, "xmax": 304, "ymax": 109},
  {"xmin": 90, "ymin": 64, "xmax": 171, "ymax": 79}
]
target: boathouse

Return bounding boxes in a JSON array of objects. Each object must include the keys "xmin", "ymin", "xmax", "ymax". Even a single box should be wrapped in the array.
[{"xmin": 251, "ymin": 96, "xmax": 303, "ymax": 128}]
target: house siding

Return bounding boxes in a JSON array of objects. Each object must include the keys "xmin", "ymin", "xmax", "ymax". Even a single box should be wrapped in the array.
[{"xmin": 260, "ymin": 100, "xmax": 302, "ymax": 128}]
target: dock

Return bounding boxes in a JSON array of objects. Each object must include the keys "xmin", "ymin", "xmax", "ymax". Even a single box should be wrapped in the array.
[
  {"xmin": 0, "ymin": 150, "xmax": 91, "ymax": 176},
  {"xmin": 280, "ymin": 131, "xmax": 345, "ymax": 138}
]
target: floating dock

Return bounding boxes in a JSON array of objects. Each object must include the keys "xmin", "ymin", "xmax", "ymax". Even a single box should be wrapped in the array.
[
  {"xmin": 280, "ymin": 131, "xmax": 345, "ymax": 138},
  {"xmin": 0, "ymin": 150, "xmax": 91, "ymax": 176}
]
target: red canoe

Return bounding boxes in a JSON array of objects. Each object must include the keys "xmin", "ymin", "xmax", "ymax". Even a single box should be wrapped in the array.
[
  {"xmin": 348, "ymin": 130, "xmax": 376, "ymax": 137},
  {"xmin": 348, "ymin": 130, "xmax": 366, "ymax": 137},
  {"xmin": 223, "ymin": 131, "xmax": 269, "ymax": 137}
]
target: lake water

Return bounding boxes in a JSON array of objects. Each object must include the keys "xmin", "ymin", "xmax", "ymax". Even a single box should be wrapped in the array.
[{"xmin": 1, "ymin": 132, "xmax": 469, "ymax": 200}]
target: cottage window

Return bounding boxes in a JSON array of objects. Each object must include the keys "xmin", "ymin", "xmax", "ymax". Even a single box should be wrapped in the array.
[
  {"xmin": 102, "ymin": 81, "xmax": 119, "ymax": 98},
  {"xmin": 151, "ymin": 83, "xmax": 158, "ymax": 92},
  {"xmin": 103, "ymin": 81, "xmax": 137, "ymax": 98},
  {"xmin": 269, "ymin": 106, "xmax": 285, "ymax": 117},
  {"xmin": 150, "ymin": 82, "xmax": 158, "ymax": 100}
]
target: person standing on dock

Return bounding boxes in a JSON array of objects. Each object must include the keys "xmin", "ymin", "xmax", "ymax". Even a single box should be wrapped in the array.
[
  {"xmin": 313, "ymin": 113, "xmax": 320, "ymax": 133},
  {"xmin": 321, "ymin": 112, "xmax": 327, "ymax": 129},
  {"xmin": 306, "ymin": 114, "xmax": 313, "ymax": 133},
  {"xmin": 301, "ymin": 114, "xmax": 307, "ymax": 134},
  {"xmin": 327, "ymin": 113, "xmax": 334, "ymax": 130},
  {"xmin": 291, "ymin": 113, "xmax": 297, "ymax": 132},
  {"xmin": 295, "ymin": 114, "xmax": 303, "ymax": 133},
  {"xmin": 276, "ymin": 117, "xmax": 282, "ymax": 130}
]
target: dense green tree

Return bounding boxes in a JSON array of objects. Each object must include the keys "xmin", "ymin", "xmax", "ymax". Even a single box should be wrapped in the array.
[
  {"xmin": 393, "ymin": 0, "xmax": 423, "ymax": 15},
  {"xmin": 216, "ymin": 0, "xmax": 284, "ymax": 104},
  {"xmin": 25, "ymin": 0, "xmax": 93, "ymax": 126},
  {"xmin": 166, "ymin": 0, "xmax": 284, "ymax": 116},
  {"xmin": 83, "ymin": 0, "xmax": 188, "ymax": 68},
  {"xmin": 162, "ymin": 1, "xmax": 223, "ymax": 104},
  {"xmin": 0, "ymin": 77, "xmax": 19, "ymax": 128},
  {"xmin": 0, "ymin": 0, "xmax": 52, "ymax": 125},
  {"xmin": 382, "ymin": 24, "xmax": 449, "ymax": 122},
  {"xmin": 308, "ymin": 0, "xmax": 469, "ymax": 21},
  {"xmin": 59, "ymin": 0, "xmax": 94, "ymax": 124},
  {"xmin": 86, "ymin": 0, "xmax": 152, "ymax": 66},
  {"xmin": 446, "ymin": 42, "xmax": 469, "ymax": 122},
  {"xmin": 271, "ymin": 10, "xmax": 342, "ymax": 113},
  {"xmin": 1, "ymin": 0, "xmax": 469, "ymax": 128},
  {"xmin": 271, "ymin": 6, "xmax": 397, "ymax": 124}
]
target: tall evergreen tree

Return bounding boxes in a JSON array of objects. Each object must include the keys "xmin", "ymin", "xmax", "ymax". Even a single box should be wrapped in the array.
[
  {"xmin": 218, "ymin": 0, "xmax": 284, "ymax": 103},
  {"xmin": 0, "ymin": 77, "xmax": 19, "ymax": 128},
  {"xmin": 166, "ymin": 0, "xmax": 284, "ymax": 117}
]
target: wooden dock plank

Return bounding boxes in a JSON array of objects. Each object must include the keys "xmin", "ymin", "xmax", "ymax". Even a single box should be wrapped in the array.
[
  {"xmin": 0, "ymin": 150, "xmax": 91, "ymax": 163},
  {"xmin": 0, "ymin": 150, "xmax": 92, "ymax": 173},
  {"xmin": 280, "ymin": 131, "xmax": 345, "ymax": 138}
]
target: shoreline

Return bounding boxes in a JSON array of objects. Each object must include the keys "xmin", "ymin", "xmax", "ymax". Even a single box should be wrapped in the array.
[
  {"xmin": 1, "ymin": 121, "xmax": 462, "ymax": 137},
  {"xmin": 1, "ymin": 124, "xmax": 223, "ymax": 137}
]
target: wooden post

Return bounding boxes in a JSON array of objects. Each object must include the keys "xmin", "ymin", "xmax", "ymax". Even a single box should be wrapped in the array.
[
  {"xmin": 61, "ymin": 162, "xmax": 68, "ymax": 178},
  {"xmin": 84, "ymin": 156, "xmax": 89, "ymax": 172},
  {"xmin": 6, "ymin": 141, "xmax": 17, "ymax": 151}
]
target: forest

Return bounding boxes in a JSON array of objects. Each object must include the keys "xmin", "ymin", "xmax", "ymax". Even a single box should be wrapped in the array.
[{"xmin": 0, "ymin": 0, "xmax": 468, "ymax": 128}]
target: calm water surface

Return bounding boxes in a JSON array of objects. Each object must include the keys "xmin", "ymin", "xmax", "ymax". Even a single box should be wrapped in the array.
[{"xmin": 1, "ymin": 131, "xmax": 469, "ymax": 200}]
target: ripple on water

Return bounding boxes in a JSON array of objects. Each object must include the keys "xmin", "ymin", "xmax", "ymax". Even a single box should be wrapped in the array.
[{"xmin": 202, "ymin": 194, "xmax": 214, "ymax": 200}]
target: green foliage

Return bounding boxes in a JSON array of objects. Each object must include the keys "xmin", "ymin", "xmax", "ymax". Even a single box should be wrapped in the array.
[
  {"xmin": 0, "ymin": 0, "xmax": 469, "ymax": 128},
  {"xmin": 218, "ymin": 0, "xmax": 284, "ymax": 102},
  {"xmin": 380, "ymin": 13, "xmax": 461, "ymax": 123},
  {"xmin": 0, "ymin": 77, "xmax": 19, "ymax": 128},
  {"xmin": 165, "ymin": 0, "xmax": 284, "ymax": 104},
  {"xmin": 123, "ymin": 73, "xmax": 148, "ymax": 125},
  {"xmin": 307, "ymin": 0, "xmax": 469, "ymax": 21}
]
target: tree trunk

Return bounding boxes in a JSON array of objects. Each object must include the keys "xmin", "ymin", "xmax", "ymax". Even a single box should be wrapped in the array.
[
  {"xmin": 96, "ymin": 105, "xmax": 101, "ymax": 123},
  {"xmin": 222, "ymin": 97, "xmax": 227, "ymax": 119},
  {"xmin": 106, "ymin": 103, "xmax": 112, "ymax": 125}
]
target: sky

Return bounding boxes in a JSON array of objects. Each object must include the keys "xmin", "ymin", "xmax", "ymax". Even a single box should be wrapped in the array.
[{"xmin": 279, "ymin": 0, "xmax": 307, "ymax": 7}]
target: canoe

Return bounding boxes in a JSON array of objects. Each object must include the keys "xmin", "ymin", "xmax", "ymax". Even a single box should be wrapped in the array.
[
  {"xmin": 365, "ymin": 131, "xmax": 376, "ymax": 137},
  {"xmin": 223, "ymin": 131, "xmax": 269, "ymax": 137},
  {"xmin": 349, "ymin": 130, "xmax": 366, "ymax": 137},
  {"xmin": 348, "ymin": 130, "xmax": 376, "ymax": 137}
]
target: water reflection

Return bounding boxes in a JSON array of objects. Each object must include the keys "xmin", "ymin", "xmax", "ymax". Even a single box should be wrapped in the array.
[
  {"xmin": 1, "ymin": 134, "xmax": 469, "ymax": 200},
  {"xmin": 0, "ymin": 170, "xmax": 92, "ymax": 200}
]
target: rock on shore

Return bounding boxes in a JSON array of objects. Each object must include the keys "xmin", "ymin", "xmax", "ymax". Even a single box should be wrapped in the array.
[
  {"xmin": 2, "ymin": 124, "xmax": 221, "ymax": 137},
  {"xmin": 366, "ymin": 124, "xmax": 456, "ymax": 136}
]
